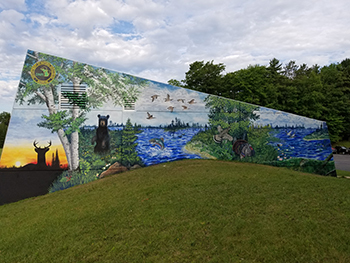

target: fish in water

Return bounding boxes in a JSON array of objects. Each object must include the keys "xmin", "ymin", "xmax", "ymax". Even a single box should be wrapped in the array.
[
  {"xmin": 213, "ymin": 125, "xmax": 233, "ymax": 143},
  {"xmin": 232, "ymin": 139, "xmax": 255, "ymax": 159},
  {"xmin": 149, "ymin": 138, "xmax": 165, "ymax": 150}
]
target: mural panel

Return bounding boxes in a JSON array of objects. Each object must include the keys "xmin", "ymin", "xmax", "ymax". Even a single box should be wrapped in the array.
[{"xmin": 0, "ymin": 50, "xmax": 336, "ymax": 204}]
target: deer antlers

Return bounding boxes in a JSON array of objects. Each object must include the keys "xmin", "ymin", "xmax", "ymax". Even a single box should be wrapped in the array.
[{"xmin": 33, "ymin": 140, "xmax": 52, "ymax": 149}]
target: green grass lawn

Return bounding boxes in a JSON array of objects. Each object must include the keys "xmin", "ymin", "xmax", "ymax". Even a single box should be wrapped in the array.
[
  {"xmin": 1, "ymin": 160, "xmax": 350, "ymax": 263},
  {"xmin": 336, "ymin": 169, "xmax": 350, "ymax": 177}
]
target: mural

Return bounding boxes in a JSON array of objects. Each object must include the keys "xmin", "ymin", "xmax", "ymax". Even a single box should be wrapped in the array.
[{"xmin": 0, "ymin": 50, "xmax": 336, "ymax": 203}]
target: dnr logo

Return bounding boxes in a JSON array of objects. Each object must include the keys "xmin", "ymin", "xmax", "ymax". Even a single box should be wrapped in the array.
[{"xmin": 31, "ymin": 61, "xmax": 56, "ymax": 85}]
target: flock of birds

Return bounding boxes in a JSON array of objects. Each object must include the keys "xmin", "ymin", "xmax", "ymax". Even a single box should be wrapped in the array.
[{"xmin": 146, "ymin": 94, "xmax": 197, "ymax": 119}]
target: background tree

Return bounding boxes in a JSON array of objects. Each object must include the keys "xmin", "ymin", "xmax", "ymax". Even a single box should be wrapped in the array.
[
  {"xmin": 168, "ymin": 79, "xmax": 183, "ymax": 87},
  {"xmin": 0, "ymin": 112, "xmax": 10, "ymax": 148},
  {"xmin": 180, "ymin": 60, "xmax": 226, "ymax": 95},
  {"xmin": 320, "ymin": 62, "xmax": 350, "ymax": 141},
  {"xmin": 170, "ymin": 58, "xmax": 350, "ymax": 142},
  {"xmin": 224, "ymin": 65, "xmax": 278, "ymax": 109}
]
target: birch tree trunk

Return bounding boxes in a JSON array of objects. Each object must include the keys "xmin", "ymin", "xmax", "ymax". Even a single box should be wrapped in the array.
[
  {"xmin": 70, "ymin": 79, "xmax": 80, "ymax": 171},
  {"xmin": 43, "ymin": 86, "xmax": 73, "ymax": 171}
]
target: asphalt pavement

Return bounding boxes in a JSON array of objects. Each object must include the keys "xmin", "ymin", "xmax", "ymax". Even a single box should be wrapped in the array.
[{"xmin": 333, "ymin": 154, "xmax": 350, "ymax": 172}]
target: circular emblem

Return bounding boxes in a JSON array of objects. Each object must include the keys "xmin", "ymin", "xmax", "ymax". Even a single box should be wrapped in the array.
[{"xmin": 31, "ymin": 61, "xmax": 56, "ymax": 85}]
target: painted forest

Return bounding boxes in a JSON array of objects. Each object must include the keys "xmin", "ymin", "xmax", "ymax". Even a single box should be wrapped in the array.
[{"xmin": 168, "ymin": 58, "xmax": 350, "ymax": 143}]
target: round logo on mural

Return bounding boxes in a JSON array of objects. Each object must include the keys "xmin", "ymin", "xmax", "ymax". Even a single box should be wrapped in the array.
[{"xmin": 30, "ymin": 61, "xmax": 56, "ymax": 85}]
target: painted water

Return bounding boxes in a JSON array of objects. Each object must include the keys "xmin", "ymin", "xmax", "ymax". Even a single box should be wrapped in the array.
[
  {"xmin": 135, "ymin": 127, "xmax": 333, "ymax": 166},
  {"xmin": 268, "ymin": 128, "xmax": 333, "ymax": 161},
  {"xmin": 136, "ymin": 128, "xmax": 203, "ymax": 166}
]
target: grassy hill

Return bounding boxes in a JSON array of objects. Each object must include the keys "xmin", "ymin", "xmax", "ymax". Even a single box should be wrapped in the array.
[{"xmin": 1, "ymin": 160, "xmax": 350, "ymax": 262}]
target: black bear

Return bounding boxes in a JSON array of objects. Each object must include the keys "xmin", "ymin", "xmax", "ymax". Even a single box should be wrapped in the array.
[{"xmin": 92, "ymin": 114, "xmax": 110, "ymax": 153}]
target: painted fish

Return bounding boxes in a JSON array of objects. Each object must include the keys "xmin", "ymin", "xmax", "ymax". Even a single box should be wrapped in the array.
[
  {"xmin": 232, "ymin": 139, "xmax": 255, "ymax": 159},
  {"xmin": 149, "ymin": 138, "xmax": 165, "ymax": 150}
]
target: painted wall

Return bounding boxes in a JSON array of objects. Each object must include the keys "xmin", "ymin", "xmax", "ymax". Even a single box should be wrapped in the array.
[{"xmin": 0, "ymin": 50, "xmax": 336, "ymax": 203}]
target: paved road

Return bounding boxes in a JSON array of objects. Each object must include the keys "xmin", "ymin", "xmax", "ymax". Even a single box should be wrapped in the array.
[{"xmin": 333, "ymin": 154, "xmax": 350, "ymax": 172}]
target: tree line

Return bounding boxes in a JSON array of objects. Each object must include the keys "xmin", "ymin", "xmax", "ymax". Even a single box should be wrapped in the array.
[
  {"xmin": 168, "ymin": 58, "xmax": 350, "ymax": 142},
  {"xmin": 0, "ymin": 111, "xmax": 10, "ymax": 149}
]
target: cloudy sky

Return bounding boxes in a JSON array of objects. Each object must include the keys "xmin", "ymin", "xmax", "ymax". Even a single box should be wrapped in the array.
[{"xmin": 1, "ymin": 0, "xmax": 350, "ymax": 113}]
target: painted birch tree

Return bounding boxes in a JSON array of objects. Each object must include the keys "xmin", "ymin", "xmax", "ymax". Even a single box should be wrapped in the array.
[{"xmin": 16, "ymin": 50, "xmax": 144, "ymax": 172}]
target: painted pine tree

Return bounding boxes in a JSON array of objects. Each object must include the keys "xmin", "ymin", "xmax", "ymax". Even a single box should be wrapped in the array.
[{"xmin": 118, "ymin": 119, "xmax": 143, "ymax": 168}]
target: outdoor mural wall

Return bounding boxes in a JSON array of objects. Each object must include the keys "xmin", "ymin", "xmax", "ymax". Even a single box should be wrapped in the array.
[{"xmin": 0, "ymin": 50, "xmax": 336, "ymax": 203}]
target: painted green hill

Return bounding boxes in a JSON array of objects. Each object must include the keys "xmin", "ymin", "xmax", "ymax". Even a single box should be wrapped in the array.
[{"xmin": 1, "ymin": 160, "xmax": 350, "ymax": 262}]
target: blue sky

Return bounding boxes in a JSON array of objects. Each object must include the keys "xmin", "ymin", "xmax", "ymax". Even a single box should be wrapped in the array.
[{"xmin": 1, "ymin": 0, "xmax": 350, "ymax": 114}]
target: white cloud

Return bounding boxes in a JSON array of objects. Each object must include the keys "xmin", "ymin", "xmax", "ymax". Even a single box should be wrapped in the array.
[
  {"xmin": 1, "ymin": 0, "xmax": 350, "ymax": 114},
  {"xmin": 0, "ymin": 0, "xmax": 26, "ymax": 11},
  {"xmin": 46, "ymin": 0, "xmax": 114, "ymax": 37},
  {"xmin": 0, "ymin": 80, "xmax": 18, "ymax": 112}
]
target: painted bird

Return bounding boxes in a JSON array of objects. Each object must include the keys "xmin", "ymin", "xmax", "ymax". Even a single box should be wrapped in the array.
[
  {"xmin": 188, "ymin": 99, "xmax": 196, "ymax": 104},
  {"xmin": 177, "ymin": 99, "xmax": 185, "ymax": 103},
  {"xmin": 213, "ymin": 125, "xmax": 233, "ymax": 143},
  {"xmin": 164, "ymin": 94, "xmax": 173, "ymax": 102},
  {"xmin": 146, "ymin": 112, "xmax": 155, "ymax": 119},
  {"xmin": 167, "ymin": 106, "xmax": 175, "ymax": 112},
  {"xmin": 151, "ymin": 95, "xmax": 159, "ymax": 102},
  {"xmin": 182, "ymin": 105, "xmax": 189, "ymax": 110}
]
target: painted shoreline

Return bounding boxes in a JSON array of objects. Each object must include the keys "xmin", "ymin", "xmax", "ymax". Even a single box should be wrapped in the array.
[
  {"xmin": 303, "ymin": 136, "xmax": 330, "ymax": 141},
  {"xmin": 183, "ymin": 141, "xmax": 217, "ymax": 160}
]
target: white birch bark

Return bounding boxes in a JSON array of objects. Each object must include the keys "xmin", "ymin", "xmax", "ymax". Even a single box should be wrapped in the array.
[
  {"xmin": 42, "ymin": 87, "xmax": 73, "ymax": 171},
  {"xmin": 70, "ymin": 79, "xmax": 80, "ymax": 171}
]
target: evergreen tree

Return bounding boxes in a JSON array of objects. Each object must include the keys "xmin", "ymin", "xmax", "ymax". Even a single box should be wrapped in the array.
[{"xmin": 118, "ymin": 119, "xmax": 142, "ymax": 168}]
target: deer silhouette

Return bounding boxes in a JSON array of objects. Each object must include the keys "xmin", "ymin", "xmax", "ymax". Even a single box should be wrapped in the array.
[{"xmin": 33, "ymin": 140, "xmax": 51, "ymax": 167}]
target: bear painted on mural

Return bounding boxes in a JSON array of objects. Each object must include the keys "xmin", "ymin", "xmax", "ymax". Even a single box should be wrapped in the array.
[{"xmin": 92, "ymin": 114, "xmax": 110, "ymax": 153}]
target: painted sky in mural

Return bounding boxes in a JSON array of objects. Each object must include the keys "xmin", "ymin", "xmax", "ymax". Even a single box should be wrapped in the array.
[
  {"xmin": 0, "ymin": 108, "xmax": 68, "ymax": 168},
  {"xmin": 84, "ymin": 80, "xmax": 209, "ymax": 127},
  {"xmin": 254, "ymin": 107, "xmax": 325, "ymax": 129}
]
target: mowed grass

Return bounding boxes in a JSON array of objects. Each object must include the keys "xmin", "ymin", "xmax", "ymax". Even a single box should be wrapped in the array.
[
  {"xmin": 337, "ymin": 169, "xmax": 350, "ymax": 178},
  {"xmin": 1, "ymin": 160, "xmax": 350, "ymax": 263}
]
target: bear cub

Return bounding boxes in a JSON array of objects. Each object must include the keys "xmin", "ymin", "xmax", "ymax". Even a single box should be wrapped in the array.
[{"xmin": 92, "ymin": 114, "xmax": 110, "ymax": 153}]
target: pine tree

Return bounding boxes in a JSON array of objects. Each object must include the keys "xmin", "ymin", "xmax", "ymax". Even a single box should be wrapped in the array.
[{"xmin": 118, "ymin": 119, "xmax": 143, "ymax": 168}]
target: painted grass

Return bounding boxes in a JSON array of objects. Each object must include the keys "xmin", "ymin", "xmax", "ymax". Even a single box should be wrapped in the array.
[{"xmin": 1, "ymin": 160, "xmax": 350, "ymax": 263}]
